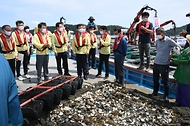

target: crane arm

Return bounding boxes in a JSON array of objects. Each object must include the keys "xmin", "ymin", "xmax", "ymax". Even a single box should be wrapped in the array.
[{"xmin": 160, "ymin": 20, "xmax": 176, "ymax": 37}]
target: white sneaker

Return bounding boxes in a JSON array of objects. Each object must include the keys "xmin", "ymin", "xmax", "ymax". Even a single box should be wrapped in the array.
[
  {"xmin": 18, "ymin": 76, "xmax": 24, "ymax": 81},
  {"xmin": 24, "ymin": 74, "xmax": 31, "ymax": 79}
]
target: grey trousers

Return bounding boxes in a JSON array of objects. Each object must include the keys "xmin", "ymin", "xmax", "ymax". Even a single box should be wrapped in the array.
[
  {"xmin": 36, "ymin": 55, "xmax": 49, "ymax": 79},
  {"xmin": 114, "ymin": 57, "xmax": 124, "ymax": 85},
  {"xmin": 138, "ymin": 43, "xmax": 150, "ymax": 67}
]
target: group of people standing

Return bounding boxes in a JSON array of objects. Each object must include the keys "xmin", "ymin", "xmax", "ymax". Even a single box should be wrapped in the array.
[
  {"xmin": 1, "ymin": 13, "xmax": 189, "ymax": 107},
  {"xmin": 71, "ymin": 16, "xmax": 127, "ymax": 85},
  {"xmin": 0, "ymin": 16, "xmax": 128, "ymax": 85},
  {"xmin": 0, "ymin": 12, "xmax": 190, "ymax": 126},
  {"xmin": 0, "ymin": 21, "xmax": 32, "ymax": 81}
]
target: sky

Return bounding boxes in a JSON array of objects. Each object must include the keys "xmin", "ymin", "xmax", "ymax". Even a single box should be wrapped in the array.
[{"xmin": 0, "ymin": 0, "xmax": 189, "ymax": 30}]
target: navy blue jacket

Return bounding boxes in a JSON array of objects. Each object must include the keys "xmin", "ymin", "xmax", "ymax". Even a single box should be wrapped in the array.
[{"xmin": 114, "ymin": 37, "xmax": 128, "ymax": 58}]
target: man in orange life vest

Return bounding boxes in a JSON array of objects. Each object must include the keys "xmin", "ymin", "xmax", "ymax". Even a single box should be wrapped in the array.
[
  {"xmin": 52, "ymin": 22, "xmax": 71, "ymax": 76},
  {"xmin": 72, "ymin": 24, "xmax": 91, "ymax": 80},
  {"xmin": 113, "ymin": 28, "xmax": 128, "ymax": 85},
  {"xmin": 88, "ymin": 26, "xmax": 97, "ymax": 69},
  {"xmin": 134, "ymin": 12, "xmax": 153, "ymax": 72},
  {"xmin": 0, "ymin": 25, "xmax": 18, "ymax": 76},
  {"xmin": 24, "ymin": 26, "xmax": 33, "ymax": 65},
  {"xmin": 96, "ymin": 26, "xmax": 111, "ymax": 79},
  {"xmin": 33, "ymin": 22, "xmax": 52, "ymax": 83},
  {"xmin": 12, "ymin": 20, "xmax": 30, "ymax": 81}
]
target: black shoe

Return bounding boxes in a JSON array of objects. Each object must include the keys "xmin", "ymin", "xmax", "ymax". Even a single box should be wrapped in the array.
[
  {"xmin": 114, "ymin": 79, "xmax": 119, "ymax": 83},
  {"xmin": 104, "ymin": 75, "xmax": 109, "ymax": 79},
  {"xmin": 64, "ymin": 73, "xmax": 71, "ymax": 76},
  {"xmin": 137, "ymin": 65, "xmax": 144, "ymax": 70},
  {"xmin": 92, "ymin": 66, "xmax": 96, "ymax": 69},
  {"xmin": 148, "ymin": 93, "xmax": 158, "ymax": 97},
  {"xmin": 84, "ymin": 75, "xmax": 88, "ymax": 80},
  {"xmin": 95, "ymin": 74, "xmax": 101, "ymax": 78},
  {"xmin": 37, "ymin": 78, "xmax": 42, "ymax": 84},
  {"xmin": 44, "ymin": 77, "xmax": 49, "ymax": 81}
]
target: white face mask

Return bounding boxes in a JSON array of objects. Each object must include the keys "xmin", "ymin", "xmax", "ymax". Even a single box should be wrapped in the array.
[
  {"xmin": 42, "ymin": 28, "xmax": 46, "ymax": 33},
  {"xmin": 90, "ymin": 30, "xmax": 94, "ymax": 33},
  {"xmin": 59, "ymin": 27, "xmax": 64, "ymax": 32},
  {"xmin": 78, "ymin": 28, "xmax": 85, "ymax": 33},
  {"xmin": 157, "ymin": 35, "xmax": 163, "ymax": 40},
  {"xmin": 25, "ymin": 29, "xmax": 30, "ymax": 32},
  {"xmin": 100, "ymin": 31, "xmax": 103, "ymax": 35},
  {"xmin": 142, "ymin": 18, "xmax": 148, "ymax": 22},
  {"xmin": 18, "ymin": 26, "xmax": 24, "ymax": 31},
  {"xmin": 4, "ymin": 30, "xmax": 12, "ymax": 36}
]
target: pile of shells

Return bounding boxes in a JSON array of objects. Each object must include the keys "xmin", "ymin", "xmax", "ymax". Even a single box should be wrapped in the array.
[{"xmin": 46, "ymin": 82, "xmax": 181, "ymax": 126}]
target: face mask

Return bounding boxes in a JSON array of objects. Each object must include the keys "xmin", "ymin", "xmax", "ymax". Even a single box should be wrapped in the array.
[
  {"xmin": 59, "ymin": 27, "xmax": 64, "ymax": 32},
  {"xmin": 90, "ymin": 30, "xmax": 94, "ymax": 33},
  {"xmin": 18, "ymin": 26, "xmax": 24, "ymax": 31},
  {"xmin": 78, "ymin": 28, "xmax": 85, "ymax": 33},
  {"xmin": 142, "ymin": 18, "xmax": 148, "ymax": 22},
  {"xmin": 89, "ymin": 20, "xmax": 93, "ymax": 23},
  {"xmin": 42, "ymin": 28, "xmax": 46, "ymax": 33},
  {"xmin": 100, "ymin": 31, "xmax": 103, "ymax": 35},
  {"xmin": 25, "ymin": 29, "xmax": 30, "ymax": 32},
  {"xmin": 4, "ymin": 30, "xmax": 12, "ymax": 36},
  {"xmin": 157, "ymin": 35, "xmax": 163, "ymax": 39}
]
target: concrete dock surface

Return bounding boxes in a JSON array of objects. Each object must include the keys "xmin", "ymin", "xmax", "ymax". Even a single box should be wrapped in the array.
[{"xmin": 16, "ymin": 56, "xmax": 175, "ymax": 102}]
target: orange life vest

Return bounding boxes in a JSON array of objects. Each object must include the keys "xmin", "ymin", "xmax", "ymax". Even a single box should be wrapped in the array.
[
  {"xmin": 25, "ymin": 32, "xmax": 32, "ymax": 42},
  {"xmin": 100, "ymin": 32, "xmax": 108, "ymax": 47},
  {"xmin": 90, "ymin": 33, "xmax": 97, "ymax": 43},
  {"xmin": 36, "ymin": 32, "xmax": 48, "ymax": 44},
  {"xmin": 15, "ymin": 29, "xmax": 27, "ymax": 45},
  {"xmin": 138, "ymin": 21, "xmax": 150, "ymax": 34},
  {"xmin": 113, "ymin": 34, "xmax": 124, "ymax": 50},
  {"xmin": 54, "ymin": 30, "xmax": 66, "ymax": 46},
  {"xmin": 0, "ymin": 34, "xmax": 15, "ymax": 52},
  {"xmin": 75, "ymin": 32, "xmax": 87, "ymax": 47}
]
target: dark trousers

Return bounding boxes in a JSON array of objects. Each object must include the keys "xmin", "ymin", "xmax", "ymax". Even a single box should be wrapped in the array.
[
  {"xmin": 114, "ymin": 57, "xmax": 124, "ymax": 85},
  {"xmin": 98, "ymin": 54, "xmax": 110, "ymax": 76},
  {"xmin": 76, "ymin": 54, "xmax": 88, "ymax": 76},
  {"xmin": 16, "ymin": 50, "xmax": 28, "ymax": 77},
  {"xmin": 138, "ymin": 43, "xmax": 150, "ymax": 67},
  {"xmin": 55, "ymin": 52, "xmax": 69, "ymax": 75},
  {"xmin": 28, "ymin": 46, "xmax": 32, "ymax": 64},
  {"xmin": 36, "ymin": 55, "xmax": 49, "ymax": 79},
  {"xmin": 153, "ymin": 63, "xmax": 169, "ymax": 96},
  {"xmin": 88, "ymin": 48, "xmax": 96, "ymax": 67},
  {"xmin": 8, "ymin": 58, "xmax": 15, "ymax": 77}
]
